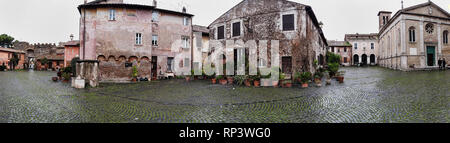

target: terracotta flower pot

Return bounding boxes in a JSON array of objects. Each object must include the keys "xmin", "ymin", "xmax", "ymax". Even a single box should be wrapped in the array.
[
  {"xmin": 284, "ymin": 82, "xmax": 292, "ymax": 88},
  {"xmin": 272, "ymin": 81, "xmax": 279, "ymax": 87},
  {"xmin": 132, "ymin": 78, "xmax": 137, "ymax": 82},
  {"xmin": 227, "ymin": 77, "xmax": 234, "ymax": 85},
  {"xmin": 244, "ymin": 79, "xmax": 252, "ymax": 87},
  {"xmin": 185, "ymin": 76, "xmax": 191, "ymax": 82},
  {"xmin": 219, "ymin": 79, "xmax": 228, "ymax": 85},
  {"xmin": 52, "ymin": 77, "xmax": 58, "ymax": 82},
  {"xmin": 253, "ymin": 80, "xmax": 260, "ymax": 87},
  {"xmin": 211, "ymin": 78, "xmax": 217, "ymax": 84},
  {"xmin": 301, "ymin": 83, "xmax": 309, "ymax": 88},
  {"xmin": 337, "ymin": 76, "xmax": 344, "ymax": 83}
]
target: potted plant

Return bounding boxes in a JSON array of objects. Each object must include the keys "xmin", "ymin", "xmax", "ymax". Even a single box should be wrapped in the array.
[
  {"xmin": 271, "ymin": 67, "xmax": 280, "ymax": 87},
  {"xmin": 131, "ymin": 66, "xmax": 138, "ymax": 82},
  {"xmin": 294, "ymin": 71, "xmax": 302, "ymax": 84},
  {"xmin": 314, "ymin": 71, "xmax": 323, "ymax": 87},
  {"xmin": 210, "ymin": 73, "xmax": 217, "ymax": 84},
  {"xmin": 336, "ymin": 71, "xmax": 345, "ymax": 83},
  {"xmin": 260, "ymin": 73, "xmax": 271, "ymax": 87},
  {"xmin": 217, "ymin": 75, "xmax": 227, "ymax": 85},
  {"xmin": 328, "ymin": 62, "xmax": 339, "ymax": 78},
  {"xmin": 244, "ymin": 76, "xmax": 252, "ymax": 87},
  {"xmin": 40, "ymin": 58, "xmax": 48, "ymax": 70},
  {"xmin": 283, "ymin": 80, "xmax": 292, "ymax": 88},
  {"xmin": 62, "ymin": 72, "xmax": 71, "ymax": 83},
  {"xmin": 251, "ymin": 74, "xmax": 261, "ymax": 87},
  {"xmin": 234, "ymin": 75, "xmax": 247, "ymax": 86},
  {"xmin": 300, "ymin": 72, "xmax": 312, "ymax": 88},
  {"xmin": 226, "ymin": 76, "xmax": 234, "ymax": 85}
]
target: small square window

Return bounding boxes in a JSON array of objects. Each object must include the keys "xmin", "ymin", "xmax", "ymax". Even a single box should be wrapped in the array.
[
  {"xmin": 109, "ymin": 9, "xmax": 116, "ymax": 21},
  {"xmin": 152, "ymin": 11, "xmax": 159, "ymax": 22},
  {"xmin": 183, "ymin": 17, "xmax": 189, "ymax": 26},
  {"xmin": 152, "ymin": 35, "xmax": 158, "ymax": 46},
  {"xmin": 182, "ymin": 37, "xmax": 189, "ymax": 49},
  {"xmin": 136, "ymin": 33, "xmax": 142, "ymax": 45}
]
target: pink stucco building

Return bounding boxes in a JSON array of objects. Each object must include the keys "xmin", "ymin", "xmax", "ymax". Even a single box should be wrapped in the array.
[{"xmin": 78, "ymin": 0, "xmax": 193, "ymax": 82}]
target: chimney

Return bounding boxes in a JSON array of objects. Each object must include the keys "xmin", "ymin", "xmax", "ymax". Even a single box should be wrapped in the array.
[
  {"xmin": 182, "ymin": 6, "xmax": 186, "ymax": 13},
  {"xmin": 153, "ymin": 0, "xmax": 157, "ymax": 7}
]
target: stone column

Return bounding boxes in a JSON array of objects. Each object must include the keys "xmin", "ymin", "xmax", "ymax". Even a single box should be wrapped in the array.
[{"xmin": 419, "ymin": 19, "xmax": 425, "ymax": 68}]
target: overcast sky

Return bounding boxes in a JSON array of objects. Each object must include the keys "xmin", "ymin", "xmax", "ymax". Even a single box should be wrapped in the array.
[{"xmin": 0, "ymin": 0, "xmax": 448, "ymax": 43}]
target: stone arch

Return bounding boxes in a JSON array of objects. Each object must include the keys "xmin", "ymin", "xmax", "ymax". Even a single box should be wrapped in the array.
[
  {"xmin": 97, "ymin": 55, "xmax": 106, "ymax": 61},
  {"xmin": 353, "ymin": 54, "xmax": 359, "ymax": 65},
  {"xmin": 370, "ymin": 54, "xmax": 376, "ymax": 64},
  {"xmin": 128, "ymin": 56, "xmax": 138, "ymax": 62},
  {"xmin": 107, "ymin": 55, "xmax": 116, "ymax": 61},
  {"xmin": 362, "ymin": 54, "xmax": 368, "ymax": 65},
  {"xmin": 141, "ymin": 56, "xmax": 150, "ymax": 61},
  {"xmin": 118, "ymin": 55, "xmax": 127, "ymax": 62}
]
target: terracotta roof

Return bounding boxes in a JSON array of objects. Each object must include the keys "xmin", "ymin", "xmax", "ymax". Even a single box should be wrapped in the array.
[
  {"xmin": 0, "ymin": 47, "xmax": 26, "ymax": 54},
  {"xmin": 193, "ymin": 25, "xmax": 209, "ymax": 34},
  {"xmin": 327, "ymin": 41, "xmax": 351, "ymax": 47}
]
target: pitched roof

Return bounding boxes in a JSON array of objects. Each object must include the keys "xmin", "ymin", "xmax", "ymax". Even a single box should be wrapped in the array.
[
  {"xmin": 78, "ymin": 1, "xmax": 194, "ymax": 17},
  {"xmin": 193, "ymin": 25, "xmax": 209, "ymax": 34},
  {"xmin": 379, "ymin": 1, "xmax": 450, "ymax": 34},
  {"xmin": 0, "ymin": 47, "xmax": 26, "ymax": 54},
  {"xmin": 327, "ymin": 41, "xmax": 351, "ymax": 47},
  {"xmin": 64, "ymin": 40, "xmax": 80, "ymax": 47}
]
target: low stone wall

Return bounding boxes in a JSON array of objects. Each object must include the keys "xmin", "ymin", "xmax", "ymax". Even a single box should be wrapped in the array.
[{"xmin": 74, "ymin": 60, "xmax": 99, "ymax": 88}]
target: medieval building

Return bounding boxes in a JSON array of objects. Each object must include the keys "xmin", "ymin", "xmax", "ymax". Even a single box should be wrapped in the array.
[
  {"xmin": 377, "ymin": 1, "xmax": 450, "ymax": 71},
  {"xmin": 12, "ymin": 41, "xmax": 64, "ymax": 70},
  {"xmin": 327, "ymin": 40, "xmax": 352, "ymax": 66},
  {"xmin": 78, "ymin": 0, "xmax": 193, "ymax": 82},
  {"xmin": 208, "ymin": 0, "xmax": 328, "ymax": 77},
  {"xmin": 345, "ymin": 33, "xmax": 379, "ymax": 66}
]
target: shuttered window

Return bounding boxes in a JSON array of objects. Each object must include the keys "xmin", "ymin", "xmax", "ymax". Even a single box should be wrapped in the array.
[
  {"xmin": 282, "ymin": 14, "xmax": 294, "ymax": 31},
  {"xmin": 232, "ymin": 22, "xmax": 241, "ymax": 37},
  {"xmin": 217, "ymin": 26, "xmax": 225, "ymax": 39}
]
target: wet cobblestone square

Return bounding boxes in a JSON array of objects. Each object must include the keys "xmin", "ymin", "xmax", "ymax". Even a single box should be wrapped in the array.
[{"xmin": 0, "ymin": 67, "xmax": 448, "ymax": 123}]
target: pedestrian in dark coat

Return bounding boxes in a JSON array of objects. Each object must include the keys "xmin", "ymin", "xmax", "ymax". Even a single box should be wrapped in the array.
[{"xmin": 443, "ymin": 58, "xmax": 447, "ymax": 70}]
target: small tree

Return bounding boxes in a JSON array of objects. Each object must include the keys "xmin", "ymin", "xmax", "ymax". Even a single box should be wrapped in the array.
[
  {"xmin": 40, "ymin": 58, "xmax": 48, "ymax": 68},
  {"xmin": 9, "ymin": 53, "xmax": 19, "ymax": 70},
  {"xmin": 132, "ymin": 65, "xmax": 138, "ymax": 79},
  {"xmin": 0, "ymin": 34, "xmax": 14, "ymax": 48}
]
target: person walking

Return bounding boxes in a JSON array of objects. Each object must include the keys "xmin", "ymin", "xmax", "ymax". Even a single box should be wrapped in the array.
[{"xmin": 443, "ymin": 58, "xmax": 447, "ymax": 70}]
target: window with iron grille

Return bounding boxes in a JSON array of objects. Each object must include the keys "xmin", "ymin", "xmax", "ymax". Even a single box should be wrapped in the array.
[
  {"xmin": 152, "ymin": 35, "xmax": 158, "ymax": 46},
  {"xmin": 135, "ymin": 33, "xmax": 142, "ymax": 45}
]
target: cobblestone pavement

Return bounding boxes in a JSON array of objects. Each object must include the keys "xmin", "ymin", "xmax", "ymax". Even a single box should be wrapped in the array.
[{"xmin": 0, "ymin": 67, "xmax": 449, "ymax": 123}]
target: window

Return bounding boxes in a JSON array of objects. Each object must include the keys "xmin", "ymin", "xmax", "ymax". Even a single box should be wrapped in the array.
[
  {"xmin": 425, "ymin": 23, "xmax": 434, "ymax": 34},
  {"xmin": 344, "ymin": 57, "xmax": 348, "ymax": 63},
  {"xmin": 152, "ymin": 35, "xmax": 158, "ymax": 46},
  {"xmin": 109, "ymin": 9, "xmax": 116, "ymax": 21},
  {"xmin": 217, "ymin": 26, "xmax": 225, "ymax": 40},
  {"xmin": 409, "ymin": 27, "xmax": 416, "ymax": 42},
  {"xmin": 258, "ymin": 59, "xmax": 266, "ymax": 67},
  {"xmin": 184, "ymin": 58, "xmax": 190, "ymax": 67},
  {"xmin": 444, "ymin": 31, "xmax": 448, "ymax": 44},
  {"xmin": 152, "ymin": 11, "xmax": 159, "ymax": 22},
  {"xmin": 182, "ymin": 37, "xmax": 189, "ymax": 49},
  {"xmin": 371, "ymin": 43, "xmax": 374, "ymax": 49},
  {"xmin": 337, "ymin": 49, "xmax": 340, "ymax": 52},
  {"xmin": 232, "ymin": 22, "xmax": 241, "ymax": 37},
  {"xmin": 344, "ymin": 47, "xmax": 347, "ymax": 52},
  {"xmin": 282, "ymin": 14, "xmax": 295, "ymax": 31},
  {"xmin": 135, "ymin": 33, "xmax": 142, "ymax": 45},
  {"xmin": 183, "ymin": 17, "xmax": 189, "ymax": 26},
  {"xmin": 331, "ymin": 47, "xmax": 334, "ymax": 52},
  {"xmin": 354, "ymin": 43, "xmax": 358, "ymax": 50},
  {"xmin": 167, "ymin": 57, "xmax": 174, "ymax": 72}
]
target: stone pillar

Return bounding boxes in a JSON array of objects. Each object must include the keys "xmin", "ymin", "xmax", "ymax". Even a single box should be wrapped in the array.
[
  {"xmin": 72, "ymin": 60, "xmax": 99, "ymax": 89},
  {"xmin": 419, "ymin": 19, "xmax": 425, "ymax": 68}
]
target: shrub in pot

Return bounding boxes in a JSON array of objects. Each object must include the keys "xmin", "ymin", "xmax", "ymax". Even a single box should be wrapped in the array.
[
  {"xmin": 300, "ymin": 72, "xmax": 312, "ymax": 88},
  {"xmin": 226, "ymin": 76, "xmax": 234, "ymax": 85},
  {"xmin": 283, "ymin": 80, "xmax": 292, "ymax": 88},
  {"xmin": 217, "ymin": 75, "xmax": 227, "ymax": 85},
  {"xmin": 62, "ymin": 72, "xmax": 71, "ymax": 82},
  {"xmin": 234, "ymin": 75, "xmax": 247, "ymax": 86},
  {"xmin": 131, "ymin": 66, "xmax": 138, "ymax": 82},
  {"xmin": 251, "ymin": 75, "xmax": 260, "ymax": 87}
]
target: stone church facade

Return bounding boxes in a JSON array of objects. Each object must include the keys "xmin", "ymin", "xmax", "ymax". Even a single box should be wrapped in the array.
[{"xmin": 378, "ymin": 1, "xmax": 450, "ymax": 71}]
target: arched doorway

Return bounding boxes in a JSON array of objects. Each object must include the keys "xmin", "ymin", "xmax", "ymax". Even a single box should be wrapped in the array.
[
  {"xmin": 353, "ymin": 54, "xmax": 359, "ymax": 65},
  {"xmin": 362, "ymin": 54, "xmax": 368, "ymax": 65},
  {"xmin": 370, "ymin": 54, "xmax": 376, "ymax": 64}
]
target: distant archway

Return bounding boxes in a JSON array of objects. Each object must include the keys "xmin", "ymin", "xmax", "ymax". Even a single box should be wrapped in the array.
[
  {"xmin": 370, "ymin": 54, "xmax": 376, "ymax": 64},
  {"xmin": 353, "ymin": 54, "xmax": 359, "ymax": 65},
  {"xmin": 362, "ymin": 54, "xmax": 368, "ymax": 65}
]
